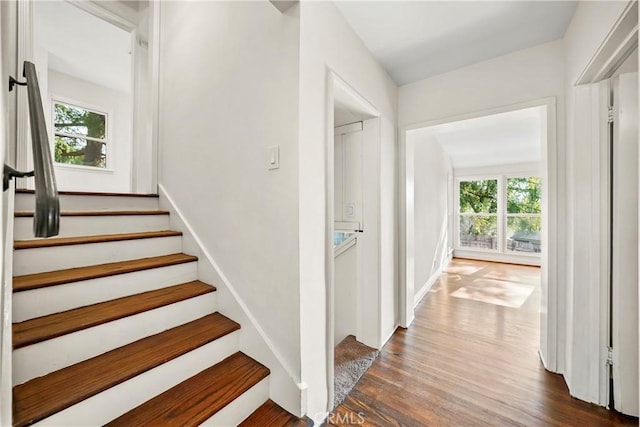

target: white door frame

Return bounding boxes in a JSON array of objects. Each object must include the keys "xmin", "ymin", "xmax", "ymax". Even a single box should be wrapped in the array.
[
  {"xmin": 325, "ymin": 70, "xmax": 380, "ymax": 411},
  {"xmin": 398, "ymin": 97, "xmax": 560, "ymax": 373},
  {"xmin": 15, "ymin": 0, "xmax": 160, "ymax": 193},
  {"xmin": 569, "ymin": 0, "xmax": 637, "ymax": 408}
]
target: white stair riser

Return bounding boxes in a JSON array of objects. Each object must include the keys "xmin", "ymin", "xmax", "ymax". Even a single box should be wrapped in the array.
[
  {"xmin": 15, "ymin": 194, "xmax": 159, "ymax": 212},
  {"xmin": 203, "ymin": 378, "xmax": 269, "ymax": 426},
  {"xmin": 13, "ymin": 293, "xmax": 218, "ymax": 385},
  {"xmin": 14, "ymin": 215, "xmax": 170, "ymax": 240},
  {"xmin": 13, "ymin": 262, "xmax": 198, "ymax": 322},
  {"xmin": 33, "ymin": 332, "xmax": 240, "ymax": 426},
  {"xmin": 14, "ymin": 236, "xmax": 182, "ymax": 275}
]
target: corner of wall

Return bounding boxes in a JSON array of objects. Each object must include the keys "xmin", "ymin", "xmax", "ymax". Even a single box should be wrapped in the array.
[{"xmin": 158, "ymin": 185, "xmax": 305, "ymax": 417}]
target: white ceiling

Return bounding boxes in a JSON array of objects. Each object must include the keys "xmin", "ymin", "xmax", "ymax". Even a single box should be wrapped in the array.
[
  {"xmin": 411, "ymin": 106, "xmax": 544, "ymax": 169},
  {"xmin": 334, "ymin": 1, "xmax": 578, "ymax": 85},
  {"xmin": 34, "ymin": 1, "xmax": 132, "ymax": 94}
]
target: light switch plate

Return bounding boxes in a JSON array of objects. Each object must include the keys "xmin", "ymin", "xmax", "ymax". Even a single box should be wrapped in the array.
[
  {"xmin": 268, "ymin": 145, "xmax": 280, "ymax": 170},
  {"xmin": 346, "ymin": 202, "xmax": 356, "ymax": 219}
]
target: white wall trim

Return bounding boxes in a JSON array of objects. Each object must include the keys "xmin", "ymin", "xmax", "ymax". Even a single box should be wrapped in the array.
[
  {"xmin": 1, "ymin": 185, "xmax": 15, "ymax": 427},
  {"xmin": 398, "ymin": 129, "xmax": 415, "ymax": 328},
  {"xmin": 453, "ymin": 250, "xmax": 541, "ymax": 267},
  {"xmin": 414, "ymin": 250, "xmax": 452, "ymax": 307},
  {"xmin": 414, "ymin": 271, "xmax": 441, "ymax": 307},
  {"xmin": 399, "ymin": 96, "xmax": 559, "ymax": 373},
  {"xmin": 66, "ymin": 0, "xmax": 137, "ymax": 32},
  {"xmin": 576, "ymin": 1, "xmax": 638, "ymax": 85},
  {"xmin": 380, "ymin": 325, "xmax": 397, "ymax": 349},
  {"xmin": 158, "ymin": 184, "xmax": 304, "ymax": 416},
  {"xmin": 325, "ymin": 70, "xmax": 382, "ymax": 412},
  {"xmin": 15, "ymin": 0, "xmax": 32, "ymax": 188},
  {"xmin": 403, "ymin": 97, "xmax": 557, "ymax": 132}
]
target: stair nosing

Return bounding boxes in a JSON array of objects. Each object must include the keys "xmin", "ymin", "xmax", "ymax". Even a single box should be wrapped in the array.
[
  {"xmin": 12, "ymin": 313, "xmax": 240, "ymax": 427},
  {"xmin": 13, "ymin": 253, "xmax": 198, "ymax": 292},
  {"xmin": 14, "ymin": 230, "xmax": 182, "ymax": 250},
  {"xmin": 15, "ymin": 210, "xmax": 170, "ymax": 217},
  {"xmin": 16, "ymin": 189, "xmax": 158, "ymax": 198},
  {"xmin": 104, "ymin": 352, "xmax": 269, "ymax": 427},
  {"xmin": 13, "ymin": 281, "xmax": 217, "ymax": 349}
]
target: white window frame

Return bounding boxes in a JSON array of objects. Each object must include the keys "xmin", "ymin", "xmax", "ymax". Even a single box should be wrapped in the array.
[
  {"xmin": 455, "ymin": 174, "xmax": 541, "ymax": 257},
  {"xmin": 51, "ymin": 97, "xmax": 112, "ymax": 171}
]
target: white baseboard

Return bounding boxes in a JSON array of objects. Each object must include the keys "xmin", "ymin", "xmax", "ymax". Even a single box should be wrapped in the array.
[
  {"xmin": 381, "ymin": 326, "xmax": 397, "ymax": 348},
  {"xmin": 453, "ymin": 249, "xmax": 541, "ymax": 266},
  {"xmin": 413, "ymin": 272, "xmax": 440, "ymax": 307},
  {"xmin": 158, "ymin": 185, "xmax": 304, "ymax": 417},
  {"xmin": 414, "ymin": 252, "xmax": 453, "ymax": 307}
]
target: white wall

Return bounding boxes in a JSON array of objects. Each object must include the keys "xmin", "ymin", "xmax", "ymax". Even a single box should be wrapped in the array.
[
  {"xmin": 563, "ymin": 0, "xmax": 632, "ymax": 405},
  {"xmin": 298, "ymin": 1, "xmax": 397, "ymax": 418},
  {"xmin": 413, "ymin": 137, "xmax": 452, "ymax": 302},
  {"xmin": 157, "ymin": 0, "xmax": 302, "ymax": 414},
  {"xmin": 399, "ymin": 40, "xmax": 566, "ymax": 127},
  {"xmin": 47, "ymin": 70, "xmax": 132, "ymax": 192}
]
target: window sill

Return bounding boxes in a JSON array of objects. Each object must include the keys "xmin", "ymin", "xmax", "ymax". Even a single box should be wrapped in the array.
[{"xmin": 54, "ymin": 163, "xmax": 114, "ymax": 174}]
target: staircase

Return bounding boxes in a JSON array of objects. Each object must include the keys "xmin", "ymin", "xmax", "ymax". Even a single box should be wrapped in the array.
[{"xmin": 10, "ymin": 190, "xmax": 305, "ymax": 426}]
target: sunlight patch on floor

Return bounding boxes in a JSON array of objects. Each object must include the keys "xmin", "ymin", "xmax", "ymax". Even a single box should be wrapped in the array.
[{"xmin": 449, "ymin": 278, "xmax": 536, "ymax": 308}]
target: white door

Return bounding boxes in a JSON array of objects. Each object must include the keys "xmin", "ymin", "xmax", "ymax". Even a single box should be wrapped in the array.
[
  {"xmin": 334, "ymin": 122, "xmax": 364, "ymax": 231},
  {"xmin": 611, "ymin": 71, "xmax": 639, "ymax": 416}
]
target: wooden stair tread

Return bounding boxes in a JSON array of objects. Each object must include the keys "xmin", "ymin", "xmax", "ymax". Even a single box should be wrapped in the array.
[
  {"xmin": 105, "ymin": 352, "xmax": 269, "ymax": 427},
  {"xmin": 13, "ymin": 313, "xmax": 240, "ymax": 427},
  {"xmin": 16, "ymin": 189, "xmax": 158, "ymax": 197},
  {"xmin": 13, "ymin": 253, "xmax": 198, "ymax": 292},
  {"xmin": 13, "ymin": 281, "xmax": 215, "ymax": 349},
  {"xmin": 14, "ymin": 230, "xmax": 181, "ymax": 250},
  {"xmin": 15, "ymin": 210, "xmax": 169, "ymax": 217},
  {"xmin": 239, "ymin": 400, "xmax": 310, "ymax": 427}
]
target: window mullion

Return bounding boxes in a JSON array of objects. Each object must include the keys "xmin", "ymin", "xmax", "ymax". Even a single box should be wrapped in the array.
[{"xmin": 54, "ymin": 131, "xmax": 106, "ymax": 143}]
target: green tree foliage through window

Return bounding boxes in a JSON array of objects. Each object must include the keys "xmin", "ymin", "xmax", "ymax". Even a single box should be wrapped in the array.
[
  {"xmin": 507, "ymin": 177, "xmax": 541, "ymax": 214},
  {"xmin": 459, "ymin": 179, "xmax": 498, "ymax": 213},
  {"xmin": 506, "ymin": 177, "xmax": 541, "ymax": 239},
  {"xmin": 54, "ymin": 102, "xmax": 107, "ymax": 168},
  {"xmin": 459, "ymin": 179, "xmax": 498, "ymax": 247}
]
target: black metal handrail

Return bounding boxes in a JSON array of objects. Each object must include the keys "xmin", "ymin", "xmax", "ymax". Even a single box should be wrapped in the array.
[{"xmin": 4, "ymin": 61, "xmax": 59, "ymax": 237}]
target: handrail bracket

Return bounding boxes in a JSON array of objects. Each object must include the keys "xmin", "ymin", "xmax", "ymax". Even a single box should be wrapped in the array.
[
  {"xmin": 9, "ymin": 76, "xmax": 27, "ymax": 92},
  {"xmin": 3, "ymin": 164, "xmax": 34, "ymax": 191}
]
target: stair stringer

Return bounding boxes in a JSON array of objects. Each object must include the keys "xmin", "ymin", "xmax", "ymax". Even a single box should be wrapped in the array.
[
  {"xmin": 158, "ymin": 185, "xmax": 306, "ymax": 418},
  {"xmin": 1, "ymin": 183, "xmax": 16, "ymax": 427}
]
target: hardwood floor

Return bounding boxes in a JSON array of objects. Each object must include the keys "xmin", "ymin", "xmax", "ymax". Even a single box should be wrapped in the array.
[{"xmin": 329, "ymin": 258, "xmax": 638, "ymax": 426}]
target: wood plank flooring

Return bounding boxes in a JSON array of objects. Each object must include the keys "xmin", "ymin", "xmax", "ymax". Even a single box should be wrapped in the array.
[{"xmin": 329, "ymin": 258, "xmax": 638, "ymax": 426}]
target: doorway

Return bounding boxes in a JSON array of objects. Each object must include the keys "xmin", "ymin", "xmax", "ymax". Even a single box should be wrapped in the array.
[
  {"xmin": 326, "ymin": 71, "xmax": 380, "ymax": 410},
  {"xmin": 399, "ymin": 97, "xmax": 559, "ymax": 373},
  {"xmin": 15, "ymin": 0, "xmax": 158, "ymax": 194}
]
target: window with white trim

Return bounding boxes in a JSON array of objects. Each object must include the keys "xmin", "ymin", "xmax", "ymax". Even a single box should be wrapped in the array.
[
  {"xmin": 456, "ymin": 175, "xmax": 541, "ymax": 255},
  {"xmin": 505, "ymin": 177, "xmax": 541, "ymax": 253},
  {"xmin": 53, "ymin": 101, "xmax": 107, "ymax": 168},
  {"xmin": 458, "ymin": 179, "xmax": 498, "ymax": 250}
]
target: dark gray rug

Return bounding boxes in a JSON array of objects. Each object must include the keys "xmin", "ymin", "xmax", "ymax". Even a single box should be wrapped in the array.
[{"xmin": 333, "ymin": 336, "xmax": 379, "ymax": 408}]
